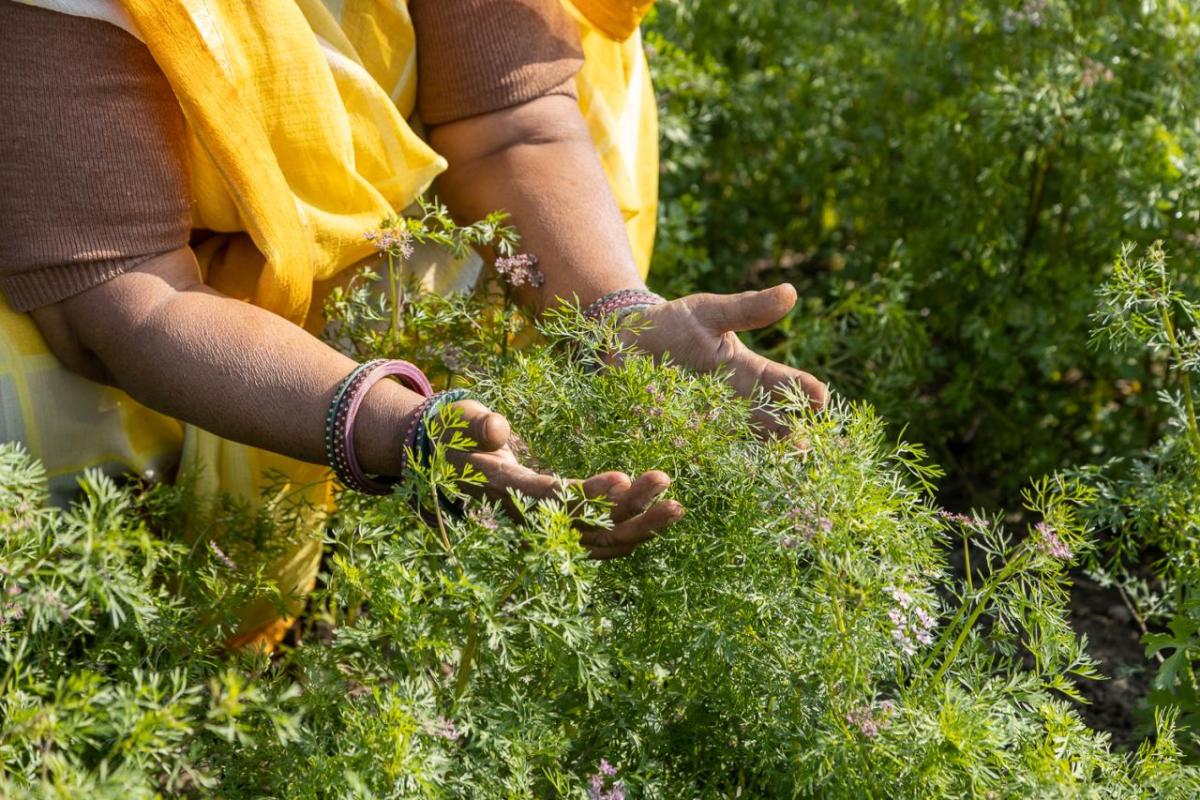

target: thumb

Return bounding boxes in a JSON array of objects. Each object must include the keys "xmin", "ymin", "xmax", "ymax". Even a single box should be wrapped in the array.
[
  {"xmin": 452, "ymin": 400, "xmax": 511, "ymax": 452},
  {"xmin": 696, "ymin": 284, "xmax": 798, "ymax": 333}
]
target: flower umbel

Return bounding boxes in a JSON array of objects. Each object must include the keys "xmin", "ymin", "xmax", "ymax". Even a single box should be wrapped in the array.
[
  {"xmin": 588, "ymin": 759, "xmax": 625, "ymax": 800},
  {"xmin": 494, "ymin": 253, "xmax": 544, "ymax": 288},
  {"xmin": 364, "ymin": 222, "xmax": 415, "ymax": 260},
  {"xmin": 785, "ymin": 506, "xmax": 833, "ymax": 541},
  {"xmin": 887, "ymin": 586, "xmax": 936, "ymax": 656},
  {"xmin": 427, "ymin": 716, "xmax": 463, "ymax": 742},
  {"xmin": 846, "ymin": 700, "xmax": 896, "ymax": 738},
  {"xmin": 1033, "ymin": 521, "xmax": 1072, "ymax": 560}
]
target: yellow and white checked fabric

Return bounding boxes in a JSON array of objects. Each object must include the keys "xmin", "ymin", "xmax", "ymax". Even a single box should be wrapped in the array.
[{"xmin": 1, "ymin": 0, "xmax": 658, "ymax": 648}]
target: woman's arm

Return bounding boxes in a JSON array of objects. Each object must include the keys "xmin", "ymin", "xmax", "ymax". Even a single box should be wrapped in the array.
[
  {"xmin": 429, "ymin": 94, "xmax": 828, "ymax": 427},
  {"xmin": 35, "ymin": 246, "xmax": 421, "ymax": 478},
  {"xmin": 429, "ymin": 94, "xmax": 646, "ymax": 312},
  {"xmin": 32, "ymin": 246, "xmax": 679, "ymax": 556}
]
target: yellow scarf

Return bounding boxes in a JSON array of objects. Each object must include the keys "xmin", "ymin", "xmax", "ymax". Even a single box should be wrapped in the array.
[
  {"xmin": 574, "ymin": 0, "xmax": 655, "ymax": 40},
  {"xmin": 102, "ymin": 0, "xmax": 657, "ymax": 325}
]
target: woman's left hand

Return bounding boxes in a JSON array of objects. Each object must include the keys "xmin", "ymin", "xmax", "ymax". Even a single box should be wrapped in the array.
[{"xmin": 625, "ymin": 284, "xmax": 827, "ymax": 435}]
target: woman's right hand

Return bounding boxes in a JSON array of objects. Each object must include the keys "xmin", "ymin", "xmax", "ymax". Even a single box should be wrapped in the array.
[{"xmin": 437, "ymin": 399, "xmax": 684, "ymax": 559}]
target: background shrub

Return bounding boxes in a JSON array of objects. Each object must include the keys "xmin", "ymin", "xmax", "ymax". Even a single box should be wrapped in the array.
[{"xmin": 645, "ymin": 0, "xmax": 1200, "ymax": 506}]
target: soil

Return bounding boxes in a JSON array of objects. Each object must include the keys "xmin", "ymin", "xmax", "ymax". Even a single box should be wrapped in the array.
[
  {"xmin": 944, "ymin": 533, "xmax": 1156, "ymax": 750},
  {"xmin": 1069, "ymin": 571, "xmax": 1156, "ymax": 750}
]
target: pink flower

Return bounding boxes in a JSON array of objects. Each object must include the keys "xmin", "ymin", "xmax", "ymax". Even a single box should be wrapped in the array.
[
  {"xmin": 887, "ymin": 587, "xmax": 936, "ymax": 656},
  {"xmin": 440, "ymin": 346, "xmax": 466, "ymax": 373},
  {"xmin": 846, "ymin": 700, "xmax": 897, "ymax": 738},
  {"xmin": 494, "ymin": 254, "xmax": 545, "ymax": 288},
  {"xmin": 588, "ymin": 760, "xmax": 624, "ymax": 800},
  {"xmin": 1081, "ymin": 57, "xmax": 1115, "ymax": 89},
  {"xmin": 786, "ymin": 507, "xmax": 832, "ymax": 541},
  {"xmin": 1033, "ymin": 521, "xmax": 1072, "ymax": 560},
  {"xmin": 364, "ymin": 225, "xmax": 415, "ymax": 259},
  {"xmin": 429, "ymin": 716, "xmax": 462, "ymax": 742}
]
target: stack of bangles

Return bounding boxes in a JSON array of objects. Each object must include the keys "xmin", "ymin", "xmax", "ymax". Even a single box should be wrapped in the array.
[{"xmin": 324, "ymin": 358, "xmax": 473, "ymax": 496}]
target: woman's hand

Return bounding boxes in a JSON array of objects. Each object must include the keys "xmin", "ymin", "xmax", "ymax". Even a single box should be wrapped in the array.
[
  {"xmin": 624, "ymin": 284, "xmax": 827, "ymax": 436},
  {"xmin": 439, "ymin": 399, "xmax": 684, "ymax": 559}
]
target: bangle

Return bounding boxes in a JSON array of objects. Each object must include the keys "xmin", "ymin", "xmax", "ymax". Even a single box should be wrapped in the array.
[
  {"xmin": 582, "ymin": 289, "xmax": 665, "ymax": 322},
  {"xmin": 325, "ymin": 359, "xmax": 433, "ymax": 494},
  {"xmin": 413, "ymin": 388, "xmax": 473, "ymax": 518},
  {"xmin": 414, "ymin": 389, "xmax": 473, "ymax": 470}
]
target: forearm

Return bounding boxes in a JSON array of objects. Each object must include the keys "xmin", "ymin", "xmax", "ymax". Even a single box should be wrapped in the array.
[
  {"xmin": 429, "ymin": 95, "xmax": 647, "ymax": 313},
  {"xmin": 50, "ymin": 248, "xmax": 422, "ymax": 477}
]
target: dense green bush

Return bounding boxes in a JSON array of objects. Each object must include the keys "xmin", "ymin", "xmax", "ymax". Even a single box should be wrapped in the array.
[
  {"xmin": 3, "ymin": 284, "xmax": 1199, "ymax": 797},
  {"xmin": 645, "ymin": 0, "xmax": 1200, "ymax": 504},
  {"xmin": 1074, "ymin": 243, "xmax": 1200, "ymax": 742}
]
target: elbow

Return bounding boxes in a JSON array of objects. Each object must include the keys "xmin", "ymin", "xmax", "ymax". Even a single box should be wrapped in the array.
[
  {"xmin": 428, "ymin": 94, "xmax": 590, "ymax": 166},
  {"xmin": 31, "ymin": 246, "xmax": 201, "ymax": 387}
]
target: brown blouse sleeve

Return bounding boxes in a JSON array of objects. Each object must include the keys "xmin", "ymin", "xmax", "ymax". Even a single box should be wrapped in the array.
[
  {"xmin": 0, "ymin": 1, "xmax": 191, "ymax": 312},
  {"xmin": 411, "ymin": 0, "xmax": 585, "ymax": 126}
]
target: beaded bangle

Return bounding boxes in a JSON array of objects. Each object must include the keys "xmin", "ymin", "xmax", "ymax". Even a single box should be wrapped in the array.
[
  {"xmin": 325, "ymin": 359, "xmax": 433, "ymax": 495},
  {"xmin": 414, "ymin": 389, "xmax": 473, "ymax": 470},
  {"xmin": 401, "ymin": 393, "xmax": 438, "ymax": 475},
  {"xmin": 412, "ymin": 388, "xmax": 473, "ymax": 518},
  {"xmin": 582, "ymin": 288, "xmax": 665, "ymax": 322},
  {"xmin": 326, "ymin": 359, "xmax": 385, "ymax": 490}
]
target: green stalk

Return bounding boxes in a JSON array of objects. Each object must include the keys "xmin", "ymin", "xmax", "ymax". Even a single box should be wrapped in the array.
[
  {"xmin": 1160, "ymin": 297, "xmax": 1200, "ymax": 454},
  {"xmin": 388, "ymin": 252, "xmax": 400, "ymax": 336},
  {"xmin": 453, "ymin": 564, "xmax": 531, "ymax": 702},
  {"xmin": 926, "ymin": 548, "xmax": 1032, "ymax": 687},
  {"xmin": 454, "ymin": 613, "xmax": 480, "ymax": 701},
  {"xmin": 962, "ymin": 533, "xmax": 974, "ymax": 593}
]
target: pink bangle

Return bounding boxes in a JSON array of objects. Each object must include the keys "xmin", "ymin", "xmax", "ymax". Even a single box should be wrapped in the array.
[
  {"xmin": 326, "ymin": 360, "xmax": 433, "ymax": 494},
  {"xmin": 582, "ymin": 289, "xmax": 665, "ymax": 322}
]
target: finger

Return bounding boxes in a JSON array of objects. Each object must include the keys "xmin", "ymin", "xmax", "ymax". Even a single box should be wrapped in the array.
[
  {"xmin": 580, "ymin": 471, "xmax": 633, "ymax": 500},
  {"xmin": 694, "ymin": 284, "xmax": 798, "ymax": 333},
  {"xmin": 795, "ymin": 372, "xmax": 828, "ymax": 411},
  {"xmin": 584, "ymin": 500, "xmax": 685, "ymax": 559},
  {"xmin": 568, "ymin": 472, "xmax": 632, "ymax": 521},
  {"xmin": 611, "ymin": 470, "xmax": 671, "ymax": 523},
  {"xmin": 453, "ymin": 400, "xmax": 511, "ymax": 452},
  {"xmin": 759, "ymin": 361, "xmax": 828, "ymax": 412},
  {"xmin": 730, "ymin": 354, "xmax": 827, "ymax": 413},
  {"xmin": 493, "ymin": 459, "xmax": 561, "ymax": 500}
]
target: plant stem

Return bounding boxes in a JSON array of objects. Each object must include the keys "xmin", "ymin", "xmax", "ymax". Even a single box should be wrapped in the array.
[
  {"xmin": 1160, "ymin": 298, "xmax": 1200, "ymax": 454},
  {"xmin": 916, "ymin": 546, "xmax": 1032, "ymax": 686},
  {"xmin": 501, "ymin": 286, "xmax": 511, "ymax": 360},
  {"xmin": 432, "ymin": 492, "xmax": 454, "ymax": 557},
  {"xmin": 453, "ymin": 564, "xmax": 531, "ymax": 702},
  {"xmin": 928, "ymin": 549, "xmax": 1032, "ymax": 686},
  {"xmin": 963, "ymin": 532, "xmax": 973, "ymax": 594},
  {"xmin": 454, "ymin": 613, "xmax": 480, "ymax": 701}
]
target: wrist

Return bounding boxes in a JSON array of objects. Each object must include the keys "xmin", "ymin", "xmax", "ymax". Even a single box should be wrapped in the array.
[
  {"xmin": 582, "ymin": 288, "xmax": 666, "ymax": 323},
  {"xmin": 327, "ymin": 359, "xmax": 433, "ymax": 493},
  {"xmin": 353, "ymin": 382, "xmax": 429, "ymax": 478}
]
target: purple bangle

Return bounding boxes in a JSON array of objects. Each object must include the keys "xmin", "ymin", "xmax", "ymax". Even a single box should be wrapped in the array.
[
  {"xmin": 326, "ymin": 359, "xmax": 385, "ymax": 488},
  {"xmin": 327, "ymin": 359, "xmax": 433, "ymax": 495},
  {"xmin": 582, "ymin": 289, "xmax": 665, "ymax": 322}
]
